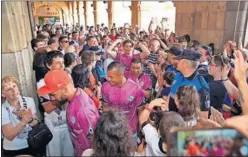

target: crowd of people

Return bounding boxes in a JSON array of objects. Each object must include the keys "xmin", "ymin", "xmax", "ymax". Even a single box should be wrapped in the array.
[{"xmin": 1, "ymin": 18, "xmax": 248, "ymax": 157}]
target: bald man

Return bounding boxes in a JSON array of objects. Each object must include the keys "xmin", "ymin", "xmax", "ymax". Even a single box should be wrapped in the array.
[{"xmin": 147, "ymin": 39, "xmax": 161, "ymax": 87}]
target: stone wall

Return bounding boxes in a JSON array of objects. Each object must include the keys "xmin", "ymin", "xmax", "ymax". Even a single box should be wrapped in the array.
[
  {"xmin": 174, "ymin": 1, "xmax": 248, "ymax": 53},
  {"xmin": 2, "ymin": 2, "xmax": 39, "ymax": 116},
  {"xmin": 224, "ymin": 1, "xmax": 248, "ymax": 46}
]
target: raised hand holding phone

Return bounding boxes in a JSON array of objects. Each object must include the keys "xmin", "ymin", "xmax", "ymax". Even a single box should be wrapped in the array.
[{"xmin": 210, "ymin": 106, "xmax": 225, "ymax": 126}]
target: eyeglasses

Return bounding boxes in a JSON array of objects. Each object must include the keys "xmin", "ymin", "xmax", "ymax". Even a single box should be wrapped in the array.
[{"xmin": 62, "ymin": 41, "xmax": 69, "ymax": 43}]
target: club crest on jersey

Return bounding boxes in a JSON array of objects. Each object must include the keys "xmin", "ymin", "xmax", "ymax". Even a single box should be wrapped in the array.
[
  {"xmin": 139, "ymin": 81, "xmax": 144, "ymax": 87},
  {"xmin": 71, "ymin": 116, "xmax": 76, "ymax": 124},
  {"xmin": 128, "ymin": 96, "xmax": 134, "ymax": 101}
]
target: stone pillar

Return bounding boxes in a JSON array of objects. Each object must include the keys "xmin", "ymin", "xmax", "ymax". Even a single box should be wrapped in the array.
[
  {"xmin": 84, "ymin": 1, "xmax": 89, "ymax": 26},
  {"xmin": 223, "ymin": 1, "xmax": 248, "ymax": 45},
  {"xmin": 107, "ymin": 0, "xmax": 113, "ymax": 28},
  {"xmin": 73, "ymin": 1, "xmax": 78, "ymax": 25},
  {"xmin": 59, "ymin": 9, "xmax": 63, "ymax": 25},
  {"xmin": 2, "ymin": 2, "xmax": 38, "ymax": 111},
  {"xmin": 78, "ymin": 1, "xmax": 85, "ymax": 26},
  {"xmin": 131, "ymin": 1, "xmax": 141, "ymax": 29},
  {"xmin": 69, "ymin": 2, "xmax": 73, "ymax": 25},
  {"xmin": 93, "ymin": 0, "xmax": 99, "ymax": 26},
  {"xmin": 62, "ymin": 10, "xmax": 67, "ymax": 25},
  {"xmin": 174, "ymin": 1, "xmax": 248, "ymax": 53}
]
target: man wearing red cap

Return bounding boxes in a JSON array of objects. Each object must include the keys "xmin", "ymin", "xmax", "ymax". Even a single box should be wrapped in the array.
[
  {"xmin": 37, "ymin": 70, "xmax": 99, "ymax": 157},
  {"xmin": 36, "ymin": 50, "xmax": 74, "ymax": 156}
]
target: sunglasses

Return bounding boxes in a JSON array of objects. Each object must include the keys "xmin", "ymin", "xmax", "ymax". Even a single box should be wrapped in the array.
[{"xmin": 62, "ymin": 41, "xmax": 69, "ymax": 43}]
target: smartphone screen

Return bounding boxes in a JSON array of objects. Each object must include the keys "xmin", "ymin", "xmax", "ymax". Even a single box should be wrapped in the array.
[{"xmin": 168, "ymin": 128, "xmax": 248, "ymax": 156}]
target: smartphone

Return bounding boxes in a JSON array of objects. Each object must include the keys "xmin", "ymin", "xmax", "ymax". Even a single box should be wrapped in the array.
[
  {"xmin": 167, "ymin": 128, "xmax": 248, "ymax": 156},
  {"xmin": 210, "ymin": 106, "xmax": 217, "ymax": 117}
]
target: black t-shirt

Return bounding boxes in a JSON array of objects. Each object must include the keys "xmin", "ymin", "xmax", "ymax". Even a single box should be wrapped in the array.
[
  {"xmin": 34, "ymin": 67, "xmax": 49, "ymax": 83},
  {"xmin": 209, "ymin": 80, "xmax": 227, "ymax": 111},
  {"xmin": 198, "ymin": 64, "xmax": 213, "ymax": 83}
]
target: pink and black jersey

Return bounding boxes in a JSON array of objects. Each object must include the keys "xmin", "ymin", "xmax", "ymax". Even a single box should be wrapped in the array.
[
  {"xmin": 101, "ymin": 79, "xmax": 145, "ymax": 133},
  {"xmin": 115, "ymin": 53, "xmax": 141, "ymax": 71},
  {"xmin": 66, "ymin": 88, "xmax": 99, "ymax": 156},
  {"xmin": 124, "ymin": 71, "xmax": 152, "ymax": 91}
]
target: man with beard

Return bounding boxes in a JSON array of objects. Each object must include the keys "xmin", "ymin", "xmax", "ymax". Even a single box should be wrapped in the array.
[
  {"xmin": 36, "ymin": 51, "xmax": 74, "ymax": 157},
  {"xmin": 38, "ymin": 70, "xmax": 99, "ymax": 156}
]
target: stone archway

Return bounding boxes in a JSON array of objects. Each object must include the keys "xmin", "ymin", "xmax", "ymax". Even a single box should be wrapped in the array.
[
  {"xmin": 35, "ymin": 5, "xmax": 61, "ymax": 25},
  {"xmin": 33, "ymin": 2, "xmax": 70, "ymax": 25}
]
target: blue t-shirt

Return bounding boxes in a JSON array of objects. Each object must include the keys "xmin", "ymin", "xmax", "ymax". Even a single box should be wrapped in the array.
[
  {"xmin": 161, "ymin": 87, "xmax": 171, "ymax": 97},
  {"xmin": 166, "ymin": 65, "xmax": 176, "ymax": 73}
]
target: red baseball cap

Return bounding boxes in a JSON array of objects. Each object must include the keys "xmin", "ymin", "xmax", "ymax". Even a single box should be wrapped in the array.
[{"xmin": 37, "ymin": 70, "xmax": 71, "ymax": 95}]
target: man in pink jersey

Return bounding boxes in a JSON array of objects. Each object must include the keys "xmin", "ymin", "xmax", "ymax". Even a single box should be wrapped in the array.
[
  {"xmin": 101, "ymin": 61, "xmax": 145, "ymax": 144},
  {"xmin": 106, "ymin": 39, "xmax": 150, "ymax": 71},
  {"xmin": 124, "ymin": 58, "xmax": 152, "ymax": 99},
  {"xmin": 37, "ymin": 70, "xmax": 99, "ymax": 156}
]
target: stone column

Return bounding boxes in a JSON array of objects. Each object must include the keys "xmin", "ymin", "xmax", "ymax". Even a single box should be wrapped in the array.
[
  {"xmin": 107, "ymin": 0, "xmax": 113, "ymax": 28},
  {"xmin": 2, "ymin": 2, "xmax": 39, "ymax": 111},
  {"xmin": 59, "ymin": 9, "xmax": 63, "ymax": 24},
  {"xmin": 93, "ymin": 0, "xmax": 99, "ymax": 26},
  {"xmin": 78, "ymin": 1, "xmax": 85, "ymax": 26},
  {"xmin": 73, "ymin": 1, "xmax": 78, "ymax": 25},
  {"xmin": 69, "ymin": 1, "xmax": 73, "ymax": 25},
  {"xmin": 223, "ymin": 1, "xmax": 248, "ymax": 45},
  {"xmin": 84, "ymin": 1, "xmax": 89, "ymax": 26},
  {"xmin": 131, "ymin": 1, "xmax": 141, "ymax": 29}
]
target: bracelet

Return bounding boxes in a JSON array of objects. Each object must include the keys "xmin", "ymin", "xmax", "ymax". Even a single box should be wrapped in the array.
[
  {"xmin": 222, "ymin": 78, "xmax": 229, "ymax": 82},
  {"xmin": 145, "ymin": 105, "xmax": 153, "ymax": 112}
]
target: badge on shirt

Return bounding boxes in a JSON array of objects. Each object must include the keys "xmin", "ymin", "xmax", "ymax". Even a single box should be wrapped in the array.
[
  {"xmin": 172, "ymin": 80, "xmax": 176, "ymax": 86},
  {"xmin": 127, "ymin": 96, "xmax": 134, "ymax": 102},
  {"xmin": 71, "ymin": 116, "xmax": 76, "ymax": 124},
  {"xmin": 139, "ymin": 81, "xmax": 144, "ymax": 87}
]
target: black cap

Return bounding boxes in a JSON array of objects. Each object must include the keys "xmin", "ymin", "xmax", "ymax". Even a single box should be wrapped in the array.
[
  {"xmin": 174, "ymin": 49, "xmax": 202, "ymax": 61},
  {"xmin": 89, "ymin": 46, "xmax": 105, "ymax": 56},
  {"xmin": 166, "ymin": 46, "xmax": 183, "ymax": 56},
  {"xmin": 201, "ymin": 45, "xmax": 212, "ymax": 56}
]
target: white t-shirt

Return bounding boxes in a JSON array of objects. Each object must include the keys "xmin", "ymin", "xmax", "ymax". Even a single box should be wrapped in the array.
[
  {"xmin": 143, "ymin": 123, "xmax": 167, "ymax": 156},
  {"xmin": 37, "ymin": 79, "xmax": 67, "ymax": 130},
  {"xmin": 2, "ymin": 96, "xmax": 37, "ymax": 150}
]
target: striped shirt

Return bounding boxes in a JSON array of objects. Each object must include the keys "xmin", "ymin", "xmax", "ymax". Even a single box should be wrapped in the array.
[{"xmin": 148, "ymin": 52, "xmax": 159, "ymax": 64}]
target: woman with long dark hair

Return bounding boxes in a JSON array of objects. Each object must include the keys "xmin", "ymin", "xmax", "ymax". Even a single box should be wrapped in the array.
[
  {"xmin": 175, "ymin": 85, "xmax": 221, "ymax": 129},
  {"xmin": 175, "ymin": 86, "xmax": 201, "ymax": 127},
  {"xmin": 83, "ymin": 110, "xmax": 137, "ymax": 156},
  {"xmin": 71, "ymin": 64, "xmax": 100, "ymax": 109}
]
